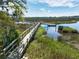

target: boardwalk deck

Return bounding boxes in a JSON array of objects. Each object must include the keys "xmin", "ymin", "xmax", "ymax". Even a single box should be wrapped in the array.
[{"xmin": 2, "ymin": 23, "xmax": 40, "ymax": 59}]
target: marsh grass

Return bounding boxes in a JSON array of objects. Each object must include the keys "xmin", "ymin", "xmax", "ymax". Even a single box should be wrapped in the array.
[{"xmin": 25, "ymin": 27, "xmax": 79, "ymax": 59}]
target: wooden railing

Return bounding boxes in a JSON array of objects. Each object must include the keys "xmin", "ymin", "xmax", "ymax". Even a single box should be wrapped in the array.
[{"xmin": 1, "ymin": 22, "xmax": 40, "ymax": 59}]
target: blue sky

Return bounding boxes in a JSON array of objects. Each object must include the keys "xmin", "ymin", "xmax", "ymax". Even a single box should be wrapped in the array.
[{"xmin": 26, "ymin": 0, "xmax": 79, "ymax": 17}]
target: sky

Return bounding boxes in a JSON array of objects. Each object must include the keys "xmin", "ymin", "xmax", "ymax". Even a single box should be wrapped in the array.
[{"xmin": 26, "ymin": 0, "xmax": 79, "ymax": 17}]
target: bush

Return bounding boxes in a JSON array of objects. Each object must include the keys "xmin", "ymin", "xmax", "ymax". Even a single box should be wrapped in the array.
[{"xmin": 0, "ymin": 11, "xmax": 19, "ymax": 48}]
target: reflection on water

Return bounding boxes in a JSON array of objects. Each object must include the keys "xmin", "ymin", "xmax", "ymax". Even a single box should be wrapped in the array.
[
  {"xmin": 41, "ymin": 24, "xmax": 61, "ymax": 40},
  {"xmin": 47, "ymin": 27, "xmax": 61, "ymax": 40},
  {"xmin": 41, "ymin": 22, "xmax": 79, "ymax": 40}
]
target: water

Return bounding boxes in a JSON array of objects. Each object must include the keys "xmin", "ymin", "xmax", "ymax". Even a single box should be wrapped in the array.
[
  {"xmin": 59, "ymin": 22, "xmax": 79, "ymax": 32},
  {"xmin": 41, "ymin": 22, "xmax": 79, "ymax": 40},
  {"xmin": 47, "ymin": 27, "xmax": 61, "ymax": 40},
  {"xmin": 41, "ymin": 24, "xmax": 61, "ymax": 40}
]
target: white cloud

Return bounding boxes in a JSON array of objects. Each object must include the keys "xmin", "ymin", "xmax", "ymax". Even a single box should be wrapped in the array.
[
  {"xmin": 26, "ymin": 8, "xmax": 79, "ymax": 17},
  {"xmin": 37, "ymin": 0, "xmax": 79, "ymax": 7},
  {"xmin": 26, "ymin": 11, "xmax": 79, "ymax": 17},
  {"xmin": 40, "ymin": 8, "xmax": 51, "ymax": 13},
  {"xmin": 40, "ymin": 8, "xmax": 46, "ymax": 11}
]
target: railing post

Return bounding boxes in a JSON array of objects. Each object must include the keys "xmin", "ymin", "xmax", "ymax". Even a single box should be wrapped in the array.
[
  {"xmin": 17, "ymin": 48, "xmax": 20, "ymax": 59},
  {"xmin": 2, "ymin": 49, "xmax": 6, "ymax": 59},
  {"xmin": 17, "ymin": 38, "xmax": 20, "ymax": 59}
]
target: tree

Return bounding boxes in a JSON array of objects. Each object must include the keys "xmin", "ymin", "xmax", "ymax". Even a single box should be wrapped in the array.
[
  {"xmin": 0, "ymin": 11, "xmax": 19, "ymax": 48},
  {"xmin": 0, "ymin": 0, "xmax": 27, "ymax": 47}
]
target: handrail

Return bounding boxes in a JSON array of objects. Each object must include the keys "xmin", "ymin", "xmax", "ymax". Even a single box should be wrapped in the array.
[
  {"xmin": 3, "ymin": 38, "xmax": 18, "ymax": 52},
  {"xmin": 3, "ymin": 22, "xmax": 40, "ymax": 59},
  {"xmin": 3, "ymin": 23, "xmax": 36, "ymax": 53}
]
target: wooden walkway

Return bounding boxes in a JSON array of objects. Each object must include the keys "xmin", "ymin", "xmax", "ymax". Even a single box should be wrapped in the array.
[{"xmin": 2, "ymin": 23, "xmax": 40, "ymax": 59}]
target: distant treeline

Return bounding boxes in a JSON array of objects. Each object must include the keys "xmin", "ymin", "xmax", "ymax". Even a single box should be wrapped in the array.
[{"xmin": 25, "ymin": 16, "xmax": 79, "ymax": 22}]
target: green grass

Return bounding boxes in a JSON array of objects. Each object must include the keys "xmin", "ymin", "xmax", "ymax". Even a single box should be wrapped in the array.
[
  {"xmin": 45, "ymin": 20, "xmax": 78, "ymax": 24},
  {"xmin": 16, "ymin": 24, "xmax": 32, "ymax": 34},
  {"xmin": 62, "ymin": 27, "xmax": 76, "ymax": 31},
  {"xmin": 25, "ymin": 27, "xmax": 79, "ymax": 59}
]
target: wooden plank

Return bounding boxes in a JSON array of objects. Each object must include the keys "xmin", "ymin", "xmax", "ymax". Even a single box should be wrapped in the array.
[{"xmin": 5, "ymin": 23, "xmax": 40, "ymax": 59}]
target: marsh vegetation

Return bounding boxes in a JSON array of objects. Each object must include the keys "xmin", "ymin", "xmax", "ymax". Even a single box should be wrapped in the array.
[{"xmin": 25, "ymin": 27, "xmax": 79, "ymax": 59}]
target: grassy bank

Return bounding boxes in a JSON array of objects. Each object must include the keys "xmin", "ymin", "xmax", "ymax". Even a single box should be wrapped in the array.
[
  {"xmin": 58, "ymin": 26, "xmax": 78, "ymax": 33},
  {"xmin": 25, "ymin": 27, "xmax": 79, "ymax": 59},
  {"xmin": 63, "ymin": 27, "xmax": 75, "ymax": 31}
]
